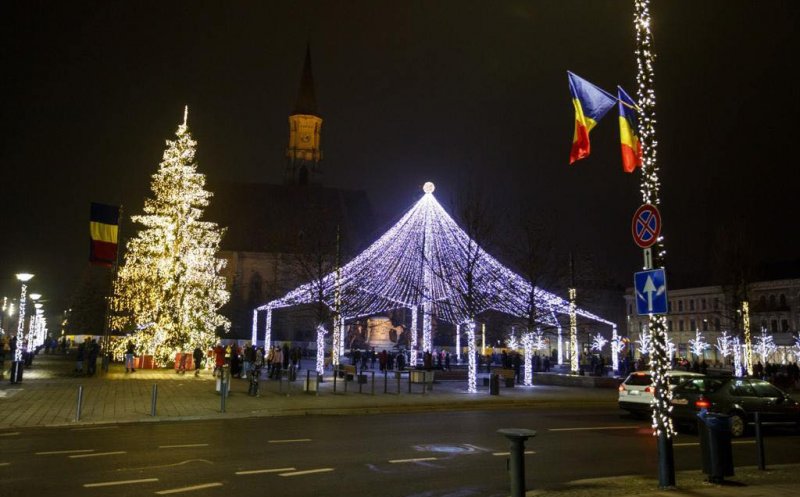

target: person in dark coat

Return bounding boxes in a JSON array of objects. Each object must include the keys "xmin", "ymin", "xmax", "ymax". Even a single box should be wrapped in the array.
[{"xmin": 193, "ymin": 346, "xmax": 204, "ymax": 376}]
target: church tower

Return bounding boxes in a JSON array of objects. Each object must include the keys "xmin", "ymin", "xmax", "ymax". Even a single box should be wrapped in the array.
[{"xmin": 286, "ymin": 45, "xmax": 323, "ymax": 185}]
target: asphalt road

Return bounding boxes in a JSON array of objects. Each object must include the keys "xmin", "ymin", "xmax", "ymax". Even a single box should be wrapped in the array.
[{"xmin": 2, "ymin": 405, "xmax": 799, "ymax": 497}]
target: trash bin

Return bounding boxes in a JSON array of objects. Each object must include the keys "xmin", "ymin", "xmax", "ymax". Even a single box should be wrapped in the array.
[
  {"xmin": 490, "ymin": 373, "xmax": 500, "ymax": 395},
  {"xmin": 697, "ymin": 411, "xmax": 734, "ymax": 482}
]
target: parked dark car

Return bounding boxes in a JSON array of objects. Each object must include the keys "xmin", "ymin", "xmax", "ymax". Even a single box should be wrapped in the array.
[{"xmin": 670, "ymin": 377, "xmax": 800, "ymax": 437}]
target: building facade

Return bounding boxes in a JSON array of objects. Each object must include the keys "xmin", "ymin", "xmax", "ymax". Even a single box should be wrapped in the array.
[{"xmin": 624, "ymin": 278, "xmax": 800, "ymax": 364}]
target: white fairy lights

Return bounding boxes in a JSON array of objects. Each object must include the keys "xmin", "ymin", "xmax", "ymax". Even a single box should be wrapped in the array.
[
  {"xmin": 112, "ymin": 108, "xmax": 230, "ymax": 366},
  {"xmin": 754, "ymin": 328, "xmax": 776, "ymax": 364},
  {"xmin": 688, "ymin": 330, "xmax": 708, "ymax": 359},
  {"xmin": 256, "ymin": 184, "xmax": 612, "ymax": 392}
]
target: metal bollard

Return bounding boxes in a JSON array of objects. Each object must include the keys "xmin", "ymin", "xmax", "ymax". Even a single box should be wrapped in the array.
[
  {"xmin": 755, "ymin": 412, "xmax": 766, "ymax": 470},
  {"xmin": 371, "ymin": 371, "xmax": 375, "ymax": 395},
  {"xmin": 220, "ymin": 376, "xmax": 227, "ymax": 413},
  {"xmin": 75, "ymin": 385, "xmax": 84, "ymax": 422},
  {"xmin": 498, "ymin": 429, "xmax": 537, "ymax": 497},
  {"xmin": 150, "ymin": 384, "xmax": 158, "ymax": 417},
  {"xmin": 333, "ymin": 368, "xmax": 338, "ymax": 393},
  {"xmin": 384, "ymin": 370, "xmax": 388, "ymax": 394},
  {"xmin": 397, "ymin": 372, "xmax": 401, "ymax": 394}
]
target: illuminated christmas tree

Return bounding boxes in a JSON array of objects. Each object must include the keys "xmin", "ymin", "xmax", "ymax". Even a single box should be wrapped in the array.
[{"xmin": 113, "ymin": 108, "xmax": 230, "ymax": 365}]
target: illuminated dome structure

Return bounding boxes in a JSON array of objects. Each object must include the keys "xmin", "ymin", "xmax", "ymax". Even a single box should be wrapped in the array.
[{"xmin": 254, "ymin": 183, "xmax": 613, "ymax": 391}]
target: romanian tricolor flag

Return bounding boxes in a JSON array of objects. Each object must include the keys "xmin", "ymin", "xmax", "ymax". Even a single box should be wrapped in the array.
[
  {"xmin": 568, "ymin": 71, "xmax": 617, "ymax": 164},
  {"xmin": 618, "ymin": 86, "xmax": 643, "ymax": 173},
  {"xmin": 90, "ymin": 202, "xmax": 120, "ymax": 266}
]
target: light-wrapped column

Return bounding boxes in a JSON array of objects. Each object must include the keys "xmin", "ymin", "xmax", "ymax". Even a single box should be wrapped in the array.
[
  {"xmin": 410, "ymin": 306, "xmax": 418, "ymax": 366},
  {"xmin": 466, "ymin": 320, "xmax": 477, "ymax": 393},
  {"xmin": 251, "ymin": 309, "xmax": 258, "ymax": 344},
  {"xmin": 265, "ymin": 308, "xmax": 272, "ymax": 350}
]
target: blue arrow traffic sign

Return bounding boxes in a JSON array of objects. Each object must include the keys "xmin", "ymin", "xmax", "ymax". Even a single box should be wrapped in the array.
[{"xmin": 634, "ymin": 268, "xmax": 668, "ymax": 315}]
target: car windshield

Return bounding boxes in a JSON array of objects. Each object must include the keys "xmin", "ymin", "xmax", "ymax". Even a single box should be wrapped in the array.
[
  {"xmin": 750, "ymin": 380, "xmax": 784, "ymax": 398},
  {"xmin": 625, "ymin": 373, "xmax": 652, "ymax": 386},
  {"xmin": 674, "ymin": 378, "xmax": 723, "ymax": 394}
]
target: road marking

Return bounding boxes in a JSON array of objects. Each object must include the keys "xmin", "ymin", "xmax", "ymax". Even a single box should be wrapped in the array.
[
  {"xmin": 0, "ymin": 432, "xmax": 20, "ymax": 437},
  {"xmin": 72, "ymin": 426, "xmax": 118, "ymax": 432},
  {"xmin": 267, "ymin": 438, "xmax": 311, "ymax": 444},
  {"xmin": 388, "ymin": 457, "xmax": 438, "ymax": 464},
  {"xmin": 158, "ymin": 444, "xmax": 209, "ymax": 449},
  {"xmin": 36, "ymin": 449, "xmax": 95, "ymax": 455},
  {"xmin": 548, "ymin": 426, "xmax": 642, "ymax": 432},
  {"xmin": 83, "ymin": 478, "xmax": 159, "ymax": 488},
  {"xmin": 675, "ymin": 440, "xmax": 755, "ymax": 448},
  {"xmin": 69, "ymin": 451, "xmax": 126, "ymax": 458},
  {"xmin": 155, "ymin": 482, "xmax": 223, "ymax": 494},
  {"xmin": 278, "ymin": 468, "xmax": 334, "ymax": 477},
  {"xmin": 492, "ymin": 451, "xmax": 536, "ymax": 456},
  {"xmin": 0, "ymin": 462, "xmax": 10, "ymax": 466},
  {"xmin": 236, "ymin": 467, "xmax": 296, "ymax": 475}
]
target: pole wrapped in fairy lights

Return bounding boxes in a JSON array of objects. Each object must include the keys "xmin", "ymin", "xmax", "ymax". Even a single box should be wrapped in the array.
[
  {"xmin": 741, "ymin": 301, "xmax": 753, "ymax": 375},
  {"xmin": 633, "ymin": 0, "xmax": 676, "ymax": 487},
  {"xmin": 410, "ymin": 306, "xmax": 419, "ymax": 366},
  {"xmin": 251, "ymin": 309, "xmax": 258, "ymax": 344},
  {"xmin": 255, "ymin": 183, "xmax": 612, "ymax": 393},
  {"xmin": 568, "ymin": 288, "xmax": 578, "ymax": 374}
]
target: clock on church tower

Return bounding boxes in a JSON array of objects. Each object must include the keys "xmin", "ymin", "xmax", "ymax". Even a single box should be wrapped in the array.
[{"xmin": 286, "ymin": 45, "xmax": 323, "ymax": 185}]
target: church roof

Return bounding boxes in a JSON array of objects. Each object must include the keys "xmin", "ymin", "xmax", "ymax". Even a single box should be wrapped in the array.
[
  {"xmin": 292, "ymin": 44, "xmax": 318, "ymax": 116},
  {"xmin": 206, "ymin": 181, "xmax": 374, "ymax": 256}
]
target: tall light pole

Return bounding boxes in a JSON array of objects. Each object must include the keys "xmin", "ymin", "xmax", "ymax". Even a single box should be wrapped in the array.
[
  {"xmin": 633, "ymin": 0, "xmax": 675, "ymax": 488},
  {"xmin": 11, "ymin": 273, "xmax": 34, "ymax": 383}
]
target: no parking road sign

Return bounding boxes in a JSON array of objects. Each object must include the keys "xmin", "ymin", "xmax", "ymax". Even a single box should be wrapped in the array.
[
  {"xmin": 634, "ymin": 268, "xmax": 668, "ymax": 315},
  {"xmin": 632, "ymin": 204, "xmax": 661, "ymax": 249}
]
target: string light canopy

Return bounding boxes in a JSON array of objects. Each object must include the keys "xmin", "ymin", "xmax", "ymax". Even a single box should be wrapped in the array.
[{"xmin": 256, "ymin": 183, "xmax": 612, "ymax": 344}]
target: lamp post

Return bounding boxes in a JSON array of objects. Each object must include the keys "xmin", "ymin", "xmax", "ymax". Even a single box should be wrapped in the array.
[{"xmin": 11, "ymin": 273, "xmax": 34, "ymax": 383}]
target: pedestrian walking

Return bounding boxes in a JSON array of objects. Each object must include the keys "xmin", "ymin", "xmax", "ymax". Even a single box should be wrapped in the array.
[
  {"xmin": 193, "ymin": 346, "xmax": 204, "ymax": 376},
  {"xmin": 124, "ymin": 341, "xmax": 136, "ymax": 373}
]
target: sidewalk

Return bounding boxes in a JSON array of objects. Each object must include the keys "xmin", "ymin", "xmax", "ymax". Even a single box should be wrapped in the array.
[
  {"xmin": 3, "ymin": 355, "xmax": 799, "ymax": 497},
  {"xmin": 533, "ymin": 464, "xmax": 800, "ymax": 497},
  {"xmin": 0, "ymin": 353, "xmax": 615, "ymax": 429}
]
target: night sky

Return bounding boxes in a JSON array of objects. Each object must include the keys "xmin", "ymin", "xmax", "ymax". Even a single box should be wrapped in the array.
[{"xmin": 2, "ymin": 1, "xmax": 799, "ymax": 318}]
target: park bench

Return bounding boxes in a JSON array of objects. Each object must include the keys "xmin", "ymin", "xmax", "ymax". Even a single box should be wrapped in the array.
[
  {"xmin": 494, "ymin": 368, "xmax": 517, "ymax": 387},
  {"xmin": 337, "ymin": 364, "xmax": 357, "ymax": 381}
]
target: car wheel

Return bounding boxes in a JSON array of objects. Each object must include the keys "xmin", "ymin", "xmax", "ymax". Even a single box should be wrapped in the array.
[{"xmin": 729, "ymin": 413, "xmax": 746, "ymax": 438}]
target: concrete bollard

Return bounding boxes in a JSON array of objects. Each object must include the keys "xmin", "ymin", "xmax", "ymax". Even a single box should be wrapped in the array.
[
  {"xmin": 755, "ymin": 412, "xmax": 766, "ymax": 470},
  {"xmin": 497, "ymin": 428, "xmax": 537, "ymax": 497},
  {"xmin": 75, "ymin": 385, "xmax": 84, "ymax": 422},
  {"xmin": 150, "ymin": 384, "xmax": 158, "ymax": 417}
]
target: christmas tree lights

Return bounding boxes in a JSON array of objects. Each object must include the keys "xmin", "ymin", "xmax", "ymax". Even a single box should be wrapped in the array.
[
  {"xmin": 255, "ymin": 184, "xmax": 612, "ymax": 392},
  {"xmin": 112, "ymin": 108, "xmax": 230, "ymax": 366}
]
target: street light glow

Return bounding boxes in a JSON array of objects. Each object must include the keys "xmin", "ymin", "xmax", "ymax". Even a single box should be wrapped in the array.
[{"xmin": 16, "ymin": 273, "xmax": 34, "ymax": 282}]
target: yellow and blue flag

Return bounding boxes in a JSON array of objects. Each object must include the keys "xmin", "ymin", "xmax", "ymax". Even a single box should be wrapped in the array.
[
  {"xmin": 568, "ymin": 71, "xmax": 617, "ymax": 164},
  {"xmin": 90, "ymin": 202, "xmax": 120, "ymax": 266},
  {"xmin": 618, "ymin": 86, "xmax": 643, "ymax": 173}
]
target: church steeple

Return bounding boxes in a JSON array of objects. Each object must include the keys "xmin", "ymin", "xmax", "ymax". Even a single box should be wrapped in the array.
[
  {"xmin": 293, "ymin": 44, "xmax": 318, "ymax": 116},
  {"xmin": 286, "ymin": 44, "xmax": 323, "ymax": 185}
]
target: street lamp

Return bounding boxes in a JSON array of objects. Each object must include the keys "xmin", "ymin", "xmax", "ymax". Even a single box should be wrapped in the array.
[{"xmin": 11, "ymin": 273, "xmax": 34, "ymax": 383}]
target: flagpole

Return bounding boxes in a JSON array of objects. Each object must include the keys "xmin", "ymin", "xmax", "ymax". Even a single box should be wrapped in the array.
[{"xmin": 101, "ymin": 204, "xmax": 123, "ymax": 371}]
